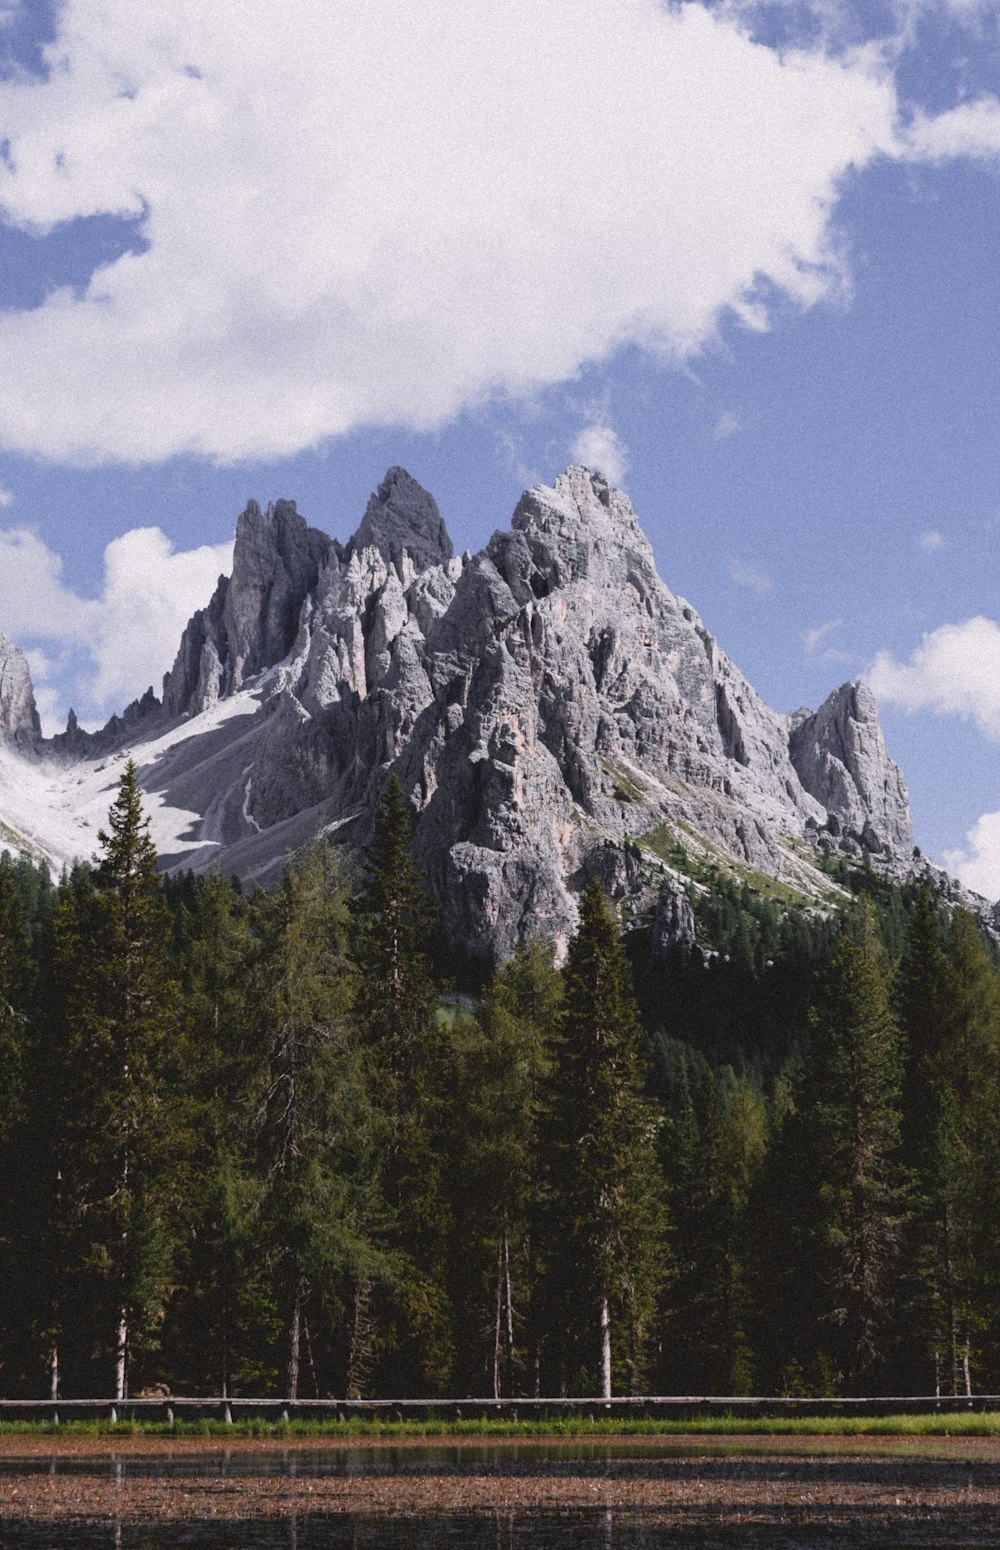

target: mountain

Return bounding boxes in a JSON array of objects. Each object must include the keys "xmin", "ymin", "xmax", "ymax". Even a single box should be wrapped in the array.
[{"xmin": 0, "ymin": 464, "xmax": 956, "ymax": 961}]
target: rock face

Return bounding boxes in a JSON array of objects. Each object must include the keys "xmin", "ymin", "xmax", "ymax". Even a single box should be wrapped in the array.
[
  {"xmin": 162, "ymin": 499, "xmax": 333, "ymax": 718},
  {"xmin": 129, "ymin": 465, "xmax": 911, "ymax": 961},
  {"xmin": 0, "ymin": 634, "xmax": 40, "ymax": 746},
  {"xmin": 652, "ymin": 881, "xmax": 697, "ymax": 958},
  {"xmin": 789, "ymin": 682, "xmax": 913, "ymax": 856},
  {"xmin": 350, "ymin": 466, "xmax": 452, "ymax": 575},
  {"xmin": 2, "ymin": 465, "xmax": 917, "ymax": 962}
]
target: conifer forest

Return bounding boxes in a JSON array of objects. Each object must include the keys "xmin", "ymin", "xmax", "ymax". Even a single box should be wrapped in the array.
[{"xmin": 2, "ymin": 763, "xmax": 1000, "ymax": 1405}]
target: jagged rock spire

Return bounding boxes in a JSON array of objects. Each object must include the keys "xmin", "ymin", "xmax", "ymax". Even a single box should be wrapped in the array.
[
  {"xmin": 351, "ymin": 467, "xmax": 452, "ymax": 575},
  {"xmin": 0, "ymin": 632, "xmax": 40, "ymax": 746}
]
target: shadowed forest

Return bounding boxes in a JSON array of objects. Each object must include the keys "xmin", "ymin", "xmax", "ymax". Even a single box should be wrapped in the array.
[{"xmin": 2, "ymin": 763, "xmax": 1000, "ymax": 1406}]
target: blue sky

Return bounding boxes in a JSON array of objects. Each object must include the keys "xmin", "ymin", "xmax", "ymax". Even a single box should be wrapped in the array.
[{"xmin": 1, "ymin": 0, "xmax": 1000, "ymax": 892}]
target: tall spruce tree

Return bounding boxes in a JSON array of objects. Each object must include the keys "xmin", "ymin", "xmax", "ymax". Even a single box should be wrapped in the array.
[
  {"xmin": 939, "ymin": 909, "xmax": 1000, "ymax": 1390},
  {"xmin": 538, "ymin": 881, "xmax": 665, "ymax": 1397},
  {"xmin": 244, "ymin": 845, "xmax": 386, "ymax": 1400},
  {"xmin": 802, "ymin": 900, "xmax": 906, "ymax": 1390},
  {"xmin": 448, "ymin": 939, "xmax": 561, "ymax": 1396},
  {"xmin": 659, "ymin": 1068, "xmax": 766, "ymax": 1394},
  {"xmin": 56, "ymin": 762, "xmax": 182, "ymax": 1398},
  {"xmin": 351, "ymin": 774, "xmax": 452, "ymax": 1395}
]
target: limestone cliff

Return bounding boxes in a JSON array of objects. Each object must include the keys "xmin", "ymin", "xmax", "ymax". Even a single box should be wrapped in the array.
[
  {"xmin": 0, "ymin": 466, "xmax": 920, "ymax": 960},
  {"xmin": 145, "ymin": 465, "xmax": 913, "ymax": 959},
  {"xmin": 0, "ymin": 633, "xmax": 40, "ymax": 746}
]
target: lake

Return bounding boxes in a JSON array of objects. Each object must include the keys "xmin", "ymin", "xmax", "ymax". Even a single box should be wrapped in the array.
[{"xmin": 2, "ymin": 1437, "xmax": 997, "ymax": 1546}]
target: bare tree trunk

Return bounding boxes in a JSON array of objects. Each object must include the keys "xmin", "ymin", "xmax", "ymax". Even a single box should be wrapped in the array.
[
  {"xmin": 114, "ymin": 1306, "xmax": 128, "ymax": 1401},
  {"xmin": 49, "ymin": 1345, "xmax": 59, "ymax": 1403},
  {"xmin": 346, "ymin": 1280, "xmax": 372, "ymax": 1401},
  {"xmin": 287, "ymin": 1283, "xmax": 302, "ymax": 1402},
  {"xmin": 599, "ymin": 1294, "xmax": 612, "ymax": 1399},
  {"xmin": 493, "ymin": 1240, "xmax": 503, "ymax": 1400},
  {"xmin": 944, "ymin": 1204, "xmax": 960, "ymax": 1397},
  {"xmin": 304, "ymin": 1316, "xmax": 320, "ymax": 1399},
  {"xmin": 963, "ymin": 1338, "xmax": 972, "ymax": 1397},
  {"xmin": 504, "ymin": 1227, "xmax": 515, "ymax": 1388}
]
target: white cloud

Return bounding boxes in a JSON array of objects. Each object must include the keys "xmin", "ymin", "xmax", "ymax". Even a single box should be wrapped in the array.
[
  {"xmin": 0, "ymin": 529, "xmax": 92, "ymax": 641},
  {"xmin": 945, "ymin": 810, "xmax": 1000, "ymax": 901},
  {"xmin": 571, "ymin": 424, "xmax": 629, "ymax": 486},
  {"xmin": 0, "ymin": 488, "xmax": 13, "ymax": 507},
  {"xmin": 0, "ymin": 525, "xmax": 233, "ymax": 730},
  {"xmin": 906, "ymin": 95, "xmax": 1000, "ymax": 162},
  {"xmin": 917, "ymin": 529, "xmax": 945, "ymax": 551},
  {"xmin": 868, "ymin": 616, "xmax": 1000, "ymax": 739},
  {"xmin": 804, "ymin": 617, "xmax": 844, "ymax": 654},
  {"xmin": 0, "ymin": 0, "xmax": 904, "ymax": 464},
  {"xmin": 728, "ymin": 560, "xmax": 773, "ymax": 595}
]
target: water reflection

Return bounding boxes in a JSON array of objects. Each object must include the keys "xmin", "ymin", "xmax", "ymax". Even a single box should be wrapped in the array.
[{"xmin": 0, "ymin": 1511, "xmax": 792, "ymax": 1547}]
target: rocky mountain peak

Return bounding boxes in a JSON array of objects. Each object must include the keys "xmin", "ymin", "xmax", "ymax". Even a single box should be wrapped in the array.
[
  {"xmin": 0, "ymin": 466, "xmax": 928, "ymax": 965},
  {"xmin": 0, "ymin": 633, "xmax": 40, "ymax": 746},
  {"xmin": 350, "ymin": 467, "xmax": 453, "ymax": 575},
  {"xmin": 162, "ymin": 496, "xmax": 333, "ymax": 719},
  {"xmin": 789, "ymin": 679, "xmax": 912, "ymax": 855}
]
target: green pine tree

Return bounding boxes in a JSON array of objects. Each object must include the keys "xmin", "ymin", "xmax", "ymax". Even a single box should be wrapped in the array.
[
  {"xmin": 538, "ymin": 880, "xmax": 666, "ymax": 1397},
  {"xmin": 244, "ymin": 845, "xmax": 388, "ymax": 1400},
  {"xmin": 351, "ymin": 775, "xmax": 452, "ymax": 1395},
  {"xmin": 56, "ymin": 761, "xmax": 182, "ymax": 1399},
  {"xmin": 802, "ymin": 900, "xmax": 906, "ymax": 1390}
]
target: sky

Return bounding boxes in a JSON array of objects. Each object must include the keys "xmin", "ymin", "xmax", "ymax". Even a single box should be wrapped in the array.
[{"xmin": 0, "ymin": 0, "xmax": 999, "ymax": 893}]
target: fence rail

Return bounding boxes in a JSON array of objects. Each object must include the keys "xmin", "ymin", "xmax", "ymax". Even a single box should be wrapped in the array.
[{"xmin": 0, "ymin": 1394, "xmax": 997, "ymax": 1425}]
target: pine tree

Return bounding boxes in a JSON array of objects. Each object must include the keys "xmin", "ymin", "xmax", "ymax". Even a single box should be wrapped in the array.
[
  {"xmin": 351, "ymin": 775, "xmax": 451, "ymax": 1395},
  {"xmin": 938, "ymin": 909, "xmax": 1000, "ymax": 1390},
  {"xmin": 802, "ymin": 901, "xmax": 906, "ymax": 1389},
  {"xmin": 158, "ymin": 873, "xmax": 270, "ymax": 1397},
  {"xmin": 245, "ymin": 845, "xmax": 387, "ymax": 1400},
  {"xmin": 352, "ymin": 773, "xmax": 436, "ymax": 1064},
  {"xmin": 57, "ymin": 761, "xmax": 182, "ymax": 1399},
  {"xmin": 538, "ymin": 881, "xmax": 665, "ymax": 1397},
  {"xmin": 659, "ymin": 1067, "xmax": 765, "ymax": 1394},
  {"xmin": 447, "ymin": 939, "xmax": 561, "ymax": 1396}
]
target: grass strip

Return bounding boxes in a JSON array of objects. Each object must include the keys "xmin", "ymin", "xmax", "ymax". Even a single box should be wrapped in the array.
[{"xmin": 1, "ymin": 1412, "xmax": 1000, "ymax": 1440}]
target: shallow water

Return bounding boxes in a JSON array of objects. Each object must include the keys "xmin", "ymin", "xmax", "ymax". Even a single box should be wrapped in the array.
[{"xmin": 1, "ymin": 1443, "xmax": 993, "ymax": 1547}]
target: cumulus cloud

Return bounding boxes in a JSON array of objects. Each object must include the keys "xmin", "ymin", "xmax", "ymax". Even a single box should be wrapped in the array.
[
  {"xmin": 945, "ymin": 810, "xmax": 1000, "ymax": 901},
  {"xmin": 728, "ymin": 560, "xmax": 773, "ymax": 595},
  {"xmin": 571, "ymin": 424, "xmax": 629, "ymax": 486},
  {"xmin": 917, "ymin": 530, "xmax": 945, "ymax": 551},
  {"xmin": 0, "ymin": 0, "xmax": 904, "ymax": 464},
  {"xmin": 0, "ymin": 525, "xmax": 233, "ymax": 730},
  {"xmin": 868, "ymin": 616, "xmax": 1000, "ymax": 739}
]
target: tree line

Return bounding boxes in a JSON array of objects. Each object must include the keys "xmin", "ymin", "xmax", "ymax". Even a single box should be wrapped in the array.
[{"xmin": 1, "ymin": 761, "xmax": 1000, "ymax": 1401}]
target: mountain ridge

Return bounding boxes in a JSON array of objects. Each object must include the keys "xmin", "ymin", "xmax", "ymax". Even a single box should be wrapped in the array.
[{"xmin": 0, "ymin": 464, "xmax": 976, "ymax": 958}]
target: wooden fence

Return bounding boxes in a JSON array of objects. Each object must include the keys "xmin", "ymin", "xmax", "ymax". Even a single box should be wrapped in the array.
[{"xmin": 0, "ymin": 1394, "xmax": 996, "ymax": 1425}]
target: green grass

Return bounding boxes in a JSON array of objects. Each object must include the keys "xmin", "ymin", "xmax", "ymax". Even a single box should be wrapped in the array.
[{"xmin": 3, "ymin": 1412, "xmax": 1000, "ymax": 1440}]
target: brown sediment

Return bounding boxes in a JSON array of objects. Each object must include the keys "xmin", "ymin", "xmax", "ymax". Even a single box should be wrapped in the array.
[{"xmin": 0, "ymin": 1436, "xmax": 998, "ymax": 1538}]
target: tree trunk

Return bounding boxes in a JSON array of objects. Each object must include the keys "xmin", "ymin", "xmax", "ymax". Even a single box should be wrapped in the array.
[
  {"xmin": 287, "ymin": 1283, "xmax": 302, "ymax": 1402},
  {"xmin": 49, "ymin": 1345, "xmax": 59, "ymax": 1403},
  {"xmin": 114, "ymin": 1306, "xmax": 128, "ymax": 1401},
  {"xmin": 599, "ymin": 1294, "xmax": 612, "ymax": 1399},
  {"xmin": 503, "ymin": 1227, "xmax": 515, "ymax": 1386},
  {"xmin": 346, "ymin": 1280, "xmax": 372, "ymax": 1401},
  {"xmin": 493, "ymin": 1240, "xmax": 503, "ymax": 1400}
]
